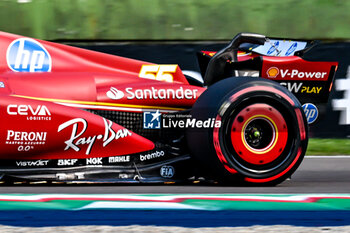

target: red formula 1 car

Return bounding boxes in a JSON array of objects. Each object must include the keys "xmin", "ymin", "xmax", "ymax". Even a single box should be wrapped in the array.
[{"xmin": 0, "ymin": 32, "xmax": 338, "ymax": 185}]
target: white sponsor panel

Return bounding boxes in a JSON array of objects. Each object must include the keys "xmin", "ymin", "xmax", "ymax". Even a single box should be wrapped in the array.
[
  {"xmin": 253, "ymin": 39, "xmax": 307, "ymax": 56},
  {"xmin": 58, "ymin": 118, "xmax": 132, "ymax": 155},
  {"xmin": 333, "ymin": 66, "xmax": 350, "ymax": 125}
]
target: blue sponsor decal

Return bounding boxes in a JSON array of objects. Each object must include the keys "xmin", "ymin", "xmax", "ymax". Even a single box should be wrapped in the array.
[
  {"xmin": 285, "ymin": 42, "xmax": 298, "ymax": 56},
  {"xmin": 6, "ymin": 38, "xmax": 52, "ymax": 72},
  {"xmin": 267, "ymin": 41, "xmax": 279, "ymax": 55},
  {"xmin": 143, "ymin": 110, "xmax": 161, "ymax": 129},
  {"xmin": 302, "ymin": 103, "xmax": 318, "ymax": 124}
]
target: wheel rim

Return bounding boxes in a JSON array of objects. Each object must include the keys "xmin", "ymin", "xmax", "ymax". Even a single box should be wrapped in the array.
[{"xmin": 229, "ymin": 103, "xmax": 288, "ymax": 166}]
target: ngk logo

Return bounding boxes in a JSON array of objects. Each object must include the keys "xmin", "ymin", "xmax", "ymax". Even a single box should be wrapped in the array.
[
  {"xmin": 86, "ymin": 157, "xmax": 102, "ymax": 165},
  {"xmin": 266, "ymin": 67, "xmax": 327, "ymax": 80}
]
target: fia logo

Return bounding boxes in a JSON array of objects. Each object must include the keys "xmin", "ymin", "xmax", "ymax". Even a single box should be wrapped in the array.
[
  {"xmin": 6, "ymin": 38, "xmax": 52, "ymax": 72},
  {"xmin": 302, "ymin": 103, "xmax": 318, "ymax": 124},
  {"xmin": 160, "ymin": 165, "xmax": 174, "ymax": 178},
  {"xmin": 143, "ymin": 110, "xmax": 161, "ymax": 129}
]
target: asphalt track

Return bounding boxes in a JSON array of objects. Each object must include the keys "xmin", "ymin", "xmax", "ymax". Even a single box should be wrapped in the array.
[{"xmin": 0, "ymin": 157, "xmax": 349, "ymax": 194}]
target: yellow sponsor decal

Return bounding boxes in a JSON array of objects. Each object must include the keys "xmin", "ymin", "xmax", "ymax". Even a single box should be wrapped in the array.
[
  {"xmin": 301, "ymin": 86, "xmax": 322, "ymax": 94},
  {"xmin": 139, "ymin": 65, "xmax": 177, "ymax": 82}
]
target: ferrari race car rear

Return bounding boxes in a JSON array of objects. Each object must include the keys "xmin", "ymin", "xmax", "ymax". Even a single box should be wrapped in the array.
[{"xmin": 0, "ymin": 31, "xmax": 338, "ymax": 186}]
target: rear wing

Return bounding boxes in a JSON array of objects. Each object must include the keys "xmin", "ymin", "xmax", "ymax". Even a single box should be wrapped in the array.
[
  {"xmin": 239, "ymin": 37, "xmax": 316, "ymax": 57},
  {"xmin": 197, "ymin": 36, "xmax": 337, "ymax": 105}
]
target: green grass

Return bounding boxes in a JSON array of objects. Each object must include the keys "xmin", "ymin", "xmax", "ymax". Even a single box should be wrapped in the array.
[
  {"xmin": 306, "ymin": 138, "xmax": 350, "ymax": 155},
  {"xmin": 1, "ymin": 0, "xmax": 350, "ymax": 40}
]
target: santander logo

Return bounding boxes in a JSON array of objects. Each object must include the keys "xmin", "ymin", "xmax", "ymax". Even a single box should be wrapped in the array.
[{"xmin": 106, "ymin": 87, "xmax": 124, "ymax": 100}]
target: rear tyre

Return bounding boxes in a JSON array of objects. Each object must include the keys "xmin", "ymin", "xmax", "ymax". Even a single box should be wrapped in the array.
[{"xmin": 186, "ymin": 77, "xmax": 308, "ymax": 186}]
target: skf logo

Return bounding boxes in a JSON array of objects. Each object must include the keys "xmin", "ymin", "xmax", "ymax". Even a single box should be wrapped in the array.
[
  {"xmin": 6, "ymin": 38, "xmax": 52, "ymax": 72},
  {"xmin": 143, "ymin": 110, "xmax": 161, "ymax": 129},
  {"xmin": 106, "ymin": 87, "xmax": 124, "ymax": 100},
  {"xmin": 267, "ymin": 67, "xmax": 279, "ymax": 78}
]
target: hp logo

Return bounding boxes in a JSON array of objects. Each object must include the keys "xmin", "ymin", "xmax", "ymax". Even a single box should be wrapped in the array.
[
  {"xmin": 302, "ymin": 103, "xmax": 318, "ymax": 124},
  {"xmin": 6, "ymin": 38, "xmax": 52, "ymax": 72}
]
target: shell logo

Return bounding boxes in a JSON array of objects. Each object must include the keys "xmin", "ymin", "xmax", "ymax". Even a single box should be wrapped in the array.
[{"xmin": 267, "ymin": 67, "xmax": 279, "ymax": 78}]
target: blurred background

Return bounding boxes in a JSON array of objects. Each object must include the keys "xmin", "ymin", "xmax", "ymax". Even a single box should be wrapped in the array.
[
  {"xmin": 1, "ymin": 0, "xmax": 350, "ymax": 154},
  {"xmin": 1, "ymin": 0, "xmax": 350, "ymax": 41}
]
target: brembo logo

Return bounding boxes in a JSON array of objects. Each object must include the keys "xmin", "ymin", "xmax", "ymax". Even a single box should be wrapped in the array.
[
  {"xmin": 7, "ymin": 105, "xmax": 51, "ymax": 120},
  {"xmin": 267, "ymin": 67, "xmax": 327, "ymax": 79},
  {"xmin": 106, "ymin": 87, "xmax": 124, "ymax": 100},
  {"xmin": 140, "ymin": 151, "xmax": 165, "ymax": 161}
]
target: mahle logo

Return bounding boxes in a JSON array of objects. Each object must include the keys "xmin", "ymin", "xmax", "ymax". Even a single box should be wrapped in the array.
[{"xmin": 6, "ymin": 38, "xmax": 52, "ymax": 72}]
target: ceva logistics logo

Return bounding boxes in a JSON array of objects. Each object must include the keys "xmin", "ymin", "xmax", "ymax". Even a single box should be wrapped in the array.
[{"xmin": 6, "ymin": 38, "xmax": 52, "ymax": 72}]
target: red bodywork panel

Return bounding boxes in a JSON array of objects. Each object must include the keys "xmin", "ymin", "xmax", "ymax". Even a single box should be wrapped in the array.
[
  {"xmin": 0, "ymin": 31, "xmax": 205, "ymax": 160},
  {"xmin": 261, "ymin": 56, "xmax": 337, "ymax": 81}
]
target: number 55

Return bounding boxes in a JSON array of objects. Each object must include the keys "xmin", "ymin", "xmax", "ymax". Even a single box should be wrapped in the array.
[{"xmin": 139, "ymin": 65, "xmax": 177, "ymax": 82}]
